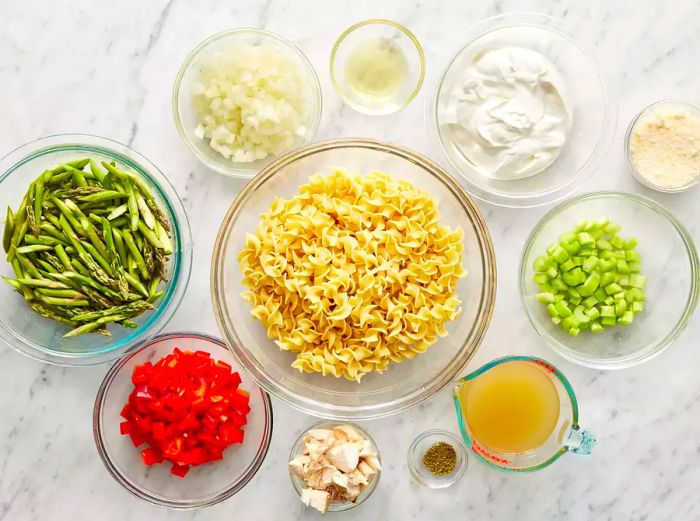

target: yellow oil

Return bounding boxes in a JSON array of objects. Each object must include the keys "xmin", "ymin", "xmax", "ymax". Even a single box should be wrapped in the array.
[
  {"xmin": 459, "ymin": 360, "xmax": 560, "ymax": 454},
  {"xmin": 344, "ymin": 38, "xmax": 408, "ymax": 101}
]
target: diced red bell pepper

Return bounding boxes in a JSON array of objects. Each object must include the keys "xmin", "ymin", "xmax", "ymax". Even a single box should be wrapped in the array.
[
  {"xmin": 119, "ymin": 347, "xmax": 252, "ymax": 479},
  {"xmin": 141, "ymin": 447, "xmax": 163, "ymax": 466},
  {"xmin": 170, "ymin": 464, "xmax": 189, "ymax": 478}
]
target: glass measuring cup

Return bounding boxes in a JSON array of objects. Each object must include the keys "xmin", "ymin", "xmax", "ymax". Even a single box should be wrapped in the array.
[{"xmin": 453, "ymin": 355, "xmax": 595, "ymax": 472}]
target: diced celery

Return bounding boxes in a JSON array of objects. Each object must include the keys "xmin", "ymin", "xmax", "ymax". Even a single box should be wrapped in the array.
[
  {"xmin": 568, "ymin": 327, "xmax": 580, "ymax": 337},
  {"xmin": 572, "ymin": 256, "xmax": 583, "ymax": 266},
  {"xmin": 578, "ymin": 274, "xmax": 600, "ymax": 297},
  {"xmin": 546, "ymin": 243, "xmax": 558, "ymax": 255},
  {"xmin": 600, "ymin": 305, "xmax": 615, "ymax": 318},
  {"xmin": 559, "ymin": 232, "xmax": 577, "ymax": 244},
  {"xmin": 546, "ymin": 303, "xmax": 559, "ymax": 317},
  {"xmin": 596, "ymin": 239, "xmax": 613, "ymax": 251},
  {"xmin": 578, "ymin": 232, "xmax": 595, "ymax": 245},
  {"xmin": 578, "ymin": 247, "xmax": 595, "ymax": 257},
  {"xmin": 583, "ymin": 296, "xmax": 598, "ymax": 308},
  {"xmin": 605, "ymin": 282, "xmax": 623, "ymax": 295},
  {"xmin": 582, "ymin": 256, "xmax": 599, "ymax": 273},
  {"xmin": 533, "ymin": 255, "xmax": 549, "ymax": 272},
  {"xmin": 618, "ymin": 310, "xmax": 635, "ymax": 325},
  {"xmin": 600, "ymin": 272, "xmax": 616, "ymax": 287},
  {"xmin": 585, "ymin": 307, "xmax": 600, "ymax": 320},
  {"xmin": 601, "ymin": 316, "xmax": 617, "ymax": 326},
  {"xmin": 631, "ymin": 301, "xmax": 644, "ymax": 314},
  {"xmin": 626, "ymin": 288, "xmax": 645, "ymax": 302},
  {"xmin": 629, "ymin": 262, "xmax": 641, "ymax": 273},
  {"xmin": 536, "ymin": 292, "xmax": 556, "ymax": 304},
  {"xmin": 546, "ymin": 267, "xmax": 558, "ymax": 279},
  {"xmin": 610, "ymin": 236, "xmax": 624, "ymax": 249},
  {"xmin": 555, "ymin": 300, "xmax": 572, "ymax": 318},
  {"xmin": 594, "ymin": 288, "xmax": 608, "ymax": 302},
  {"xmin": 552, "ymin": 316, "xmax": 562, "ymax": 325},
  {"xmin": 615, "ymin": 299, "xmax": 628, "ymax": 317},
  {"xmin": 590, "ymin": 322, "xmax": 604, "ymax": 333},
  {"xmin": 630, "ymin": 274, "xmax": 647, "ymax": 289},
  {"xmin": 617, "ymin": 260, "xmax": 630, "ymax": 274},
  {"xmin": 604, "ymin": 296, "xmax": 615, "ymax": 305},
  {"xmin": 624, "ymin": 238, "xmax": 638, "ymax": 250},
  {"xmin": 562, "ymin": 315, "xmax": 580, "ymax": 330},
  {"xmin": 552, "ymin": 277, "xmax": 568, "ymax": 292},
  {"xmin": 533, "ymin": 273, "xmax": 550, "ymax": 285},
  {"xmin": 559, "ymin": 259, "xmax": 575, "ymax": 272},
  {"xmin": 552, "ymin": 246, "xmax": 570, "ymax": 263},
  {"xmin": 604, "ymin": 222, "xmax": 621, "ymax": 234},
  {"xmin": 618, "ymin": 275, "xmax": 630, "ymax": 287},
  {"xmin": 570, "ymin": 296, "xmax": 582, "ymax": 305}
]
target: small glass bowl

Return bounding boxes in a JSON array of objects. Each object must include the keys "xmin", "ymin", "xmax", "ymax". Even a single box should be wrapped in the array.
[
  {"xmin": 289, "ymin": 420, "xmax": 381, "ymax": 512},
  {"xmin": 330, "ymin": 19, "xmax": 425, "ymax": 115},
  {"xmin": 520, "ymin": 192, "xmax": 699, "ymax": 369},
  {"xmin": 93, "ymin": 332, "xmax": 274, "ymax": 509},
  {"xmin": 0, "ymin": 134, "xmax": 192, "ymax": 366},
  {"xmin": 625, "ymin": 100, "xmax": 700, "ymax": 193},
  {"xmin": 407, "ymin": 430, "xmax": 468, "ymax": 488},
  {"xmin": 211, "ymin": 139, "xmax": 497, "ymax": 419},
  {"xmin": 173, "ymin": 28, "xmax": 322, "ymax": 178},
  {"xmin": 431, "ymin": 13, "xmax": 616, "ymax": 208}
]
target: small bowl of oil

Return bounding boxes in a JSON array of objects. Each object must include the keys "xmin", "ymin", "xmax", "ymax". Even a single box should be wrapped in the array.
[{"xmin": 330, "ymin": 19, "xmax": 425, "ymax": 116}]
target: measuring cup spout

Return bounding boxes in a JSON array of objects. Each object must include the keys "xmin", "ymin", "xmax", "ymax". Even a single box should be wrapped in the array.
[{"xmin": 565, "ymin": 425, "xmax": 596, "ymax": 455}]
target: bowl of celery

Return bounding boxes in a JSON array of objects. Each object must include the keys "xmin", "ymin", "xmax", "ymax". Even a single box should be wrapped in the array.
[{"xmin": 520, "ymin": 192, "xmax": 698, "ymax": 369}]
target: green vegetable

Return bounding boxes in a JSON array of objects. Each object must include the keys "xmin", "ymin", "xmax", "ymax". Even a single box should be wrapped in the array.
[
  {"xmin": 1, "ymin": 158, "xmax": 173, "ymax": 337},
  {"xmin": 533, "ymin": 217, "xmax": 646, "ymax": 336}
]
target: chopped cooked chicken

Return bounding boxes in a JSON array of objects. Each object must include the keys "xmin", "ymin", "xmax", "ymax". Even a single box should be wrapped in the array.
[
  {"xmin": 327, "ymin": 442, "xmax": 360, "ymax": 473},
  {"xmin": 301, "ymin": 488, "xmax": 330, "ymax": 513},
  {"xmin": 290, "ymin": 424, "xmax": 381, "ymax": 513}
]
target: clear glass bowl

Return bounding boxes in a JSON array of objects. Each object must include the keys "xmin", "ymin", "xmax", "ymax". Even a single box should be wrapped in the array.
[
  {"xmin": 625, "ymin": 100, "xmax": 700, "ymax": 193},
  {"xmin": 431, "ymin": 13, "xmax": 617, "ymax": 208},
  {"xmin": 93, "ymin": 332, "xmax": 274, "ymax": 509},
  {"xmin": 330, "ymin": 19, "xmax": 425, "ymax": 115},
  {"xmin": 0, "ymin": 134, "xmax": 192, "ymax": 366},
  {"xmin": 520, "ymin": 192, "xmax": 699, "ymax": 369},
  {"xmin": 407, "ymin": 430, "xmax": 468, "ymax": 488},
  {"xmin": 289, "ymin": 420, "xmax": 381, "ymax": 512},
  {"xmin": 173, "ymin": 28, "xmax": 322, "ymax": 178},
  {"xmin": 211, "ymin": 139, "xmax": 497, "ymax": 419}
]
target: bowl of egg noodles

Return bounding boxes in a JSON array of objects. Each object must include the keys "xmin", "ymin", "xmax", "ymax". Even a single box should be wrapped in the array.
[{"xmin": 211, "ymin": 139, "xmax": 496, "ymax": 419}]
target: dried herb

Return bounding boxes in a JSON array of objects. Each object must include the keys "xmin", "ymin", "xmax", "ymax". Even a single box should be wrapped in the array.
[{"xmin": 423, "ymin": 441, "xmax": 457, "ymax": 476}]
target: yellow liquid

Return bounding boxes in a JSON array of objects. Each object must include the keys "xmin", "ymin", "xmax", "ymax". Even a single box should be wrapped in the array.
[
  {"xmin": 460, "ymin": 360, "xmax": 560, "ymax": 454},
  {"xmin": 344, "ymin": 38, "xmax": 408, "ymax": 100}
]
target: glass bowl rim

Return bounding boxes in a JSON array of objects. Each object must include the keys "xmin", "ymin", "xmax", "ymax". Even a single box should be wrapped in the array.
[
  {"xmin": 329, "ymin": 18, "xmax": 426, "ymax": 116},
  {"xmin": 288, "ymin": 419, "xmax": 381, "ymax": 512},
  {"xmin": 624, "ymin": 99, "xmax": 700, "ymax": 193},
  {"xmin": 0, "ymin": 133, "xmax": 192, "ymax": 366},
  {"xmin": 519, "ymin": 191, "xmax": 700, "ymax": 369},
  {"xmin": 92, "ymin": 331, "xmax": 274, "ymax": 509},
  {"xmin": 430, "ymin": 12, "xmax": 617, "ymax": 208},
  {"xmin": 172, "ymin": 27, "xmax": 323, "ymax": 179},
  {"xmin": 210, "ymin": 138, "xmax": 497, "ymax": 419},
  {"xmin": 406, "ymin": 429, "xmax": 468, "ymax": 488}
]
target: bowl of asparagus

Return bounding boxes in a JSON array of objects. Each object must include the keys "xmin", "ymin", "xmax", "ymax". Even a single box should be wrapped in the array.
[{"xmin": 0, "ymin": 134, "xmax": 192, "ymax": 365}]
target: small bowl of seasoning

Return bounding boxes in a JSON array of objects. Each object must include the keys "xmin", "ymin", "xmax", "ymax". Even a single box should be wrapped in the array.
[
  {"xmin": 407, "ymin": 430, "xmax": 467, "ymax": 489},
  {"xmin": 626, "ymin": 100, "xmax": 700, "ymax": 193},
  {"xmin": 330, "ymin": 19, "xmax": 425, "ymax": 115}
]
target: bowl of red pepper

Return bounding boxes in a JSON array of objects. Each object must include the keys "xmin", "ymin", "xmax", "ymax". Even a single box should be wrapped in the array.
[{"xmin": 93, "ymin": 332, "xmax": 273, "ymax": 509}]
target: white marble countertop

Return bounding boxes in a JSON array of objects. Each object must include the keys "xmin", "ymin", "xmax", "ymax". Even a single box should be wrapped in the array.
[{"xmin": 2, "ymin": 0, "xmax": 700, "ymax": 519}]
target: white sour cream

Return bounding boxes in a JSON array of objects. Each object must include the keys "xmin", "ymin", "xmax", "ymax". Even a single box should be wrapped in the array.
[{"xmin": 442, "ymin": 46, "xmax": 573, "ymax": 180}]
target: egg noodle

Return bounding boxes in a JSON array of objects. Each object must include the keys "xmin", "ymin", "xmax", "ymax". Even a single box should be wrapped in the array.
[{"xmin": 238, "ymin": 170, "xmax": 466, "ymax": 382}]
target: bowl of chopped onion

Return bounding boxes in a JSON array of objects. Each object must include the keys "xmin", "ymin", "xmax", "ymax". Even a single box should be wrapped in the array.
[{"xmin": 173, "ymin": 28, "xmax": 322, "ymax": 178}]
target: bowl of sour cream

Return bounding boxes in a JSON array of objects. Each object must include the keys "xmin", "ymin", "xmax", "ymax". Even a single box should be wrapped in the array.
[{"xmin": 431, "ymin": 13, "xmax": 616, "ymax": 208}]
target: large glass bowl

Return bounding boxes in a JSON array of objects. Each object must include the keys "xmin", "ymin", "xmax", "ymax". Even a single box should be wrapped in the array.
[
  {"xmin": 211, "ymin": 139, "xmax": 497, "ymax": 419},
  {"xmin": 0, "ymin": 134, "xmax": 192, "ymax": 366},
  {"xmin": 431, "ymin": 13, "xmax": 616, "ymax": 208},
  {"xmin": 520, "ymin": 192, "xmax": 699, "ymax": 369},
  {"xmin": 173, "ymin": 28, "xmax": 322, "ymax": 178},
  {"xmin": 93, "ymin": 332, "xmax": 274, "ymax": 509}
]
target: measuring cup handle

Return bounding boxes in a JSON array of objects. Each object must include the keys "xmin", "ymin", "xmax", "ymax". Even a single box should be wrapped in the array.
[{"xmin": 566, "ymin": 425, "xmax": 597, "ymax": 455}]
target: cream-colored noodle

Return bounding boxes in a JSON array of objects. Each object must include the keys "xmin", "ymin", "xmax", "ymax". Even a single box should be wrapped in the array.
[{"xmin": 238, "ymin": 170, "xmax": 466, "ymax": 382}]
